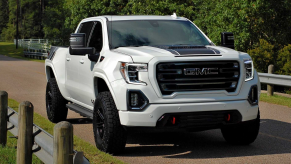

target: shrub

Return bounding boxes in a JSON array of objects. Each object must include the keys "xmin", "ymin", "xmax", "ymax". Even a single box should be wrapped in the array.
[{"xmin": 247, "ymin": 39, "xmax": 274, "ymax": 73}]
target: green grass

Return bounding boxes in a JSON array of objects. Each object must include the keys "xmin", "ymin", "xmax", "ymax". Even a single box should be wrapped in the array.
[
  {"xmin": 0, "ymin": 42, "xmax": 45, "ymax": 63},
  {"xmin": 260, "ymin": 93, "xmax": 291, "ymax": 108},
  {"xmin": 0, "ymin": 131, "xmax": 43, "ymax": 164},
  {"xmin": 4, "ymin": 99, "xmax": 125, "ymax": 164}
]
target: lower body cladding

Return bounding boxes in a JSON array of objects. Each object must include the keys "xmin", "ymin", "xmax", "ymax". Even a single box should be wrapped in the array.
[{"xmin": 119, "ymin": 100, "xmax": 259, "ymax": 131}]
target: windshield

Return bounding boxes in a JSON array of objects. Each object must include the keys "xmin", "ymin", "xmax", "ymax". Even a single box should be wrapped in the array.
[{"xmin": 107, "ymin": 20, "xmax": 211, "ymax": 49}]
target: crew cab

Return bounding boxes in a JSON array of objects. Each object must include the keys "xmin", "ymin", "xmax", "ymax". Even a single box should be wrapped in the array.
[{"xmin": 45, "ymin": 14, "xmax": 261, "ymax": 154}]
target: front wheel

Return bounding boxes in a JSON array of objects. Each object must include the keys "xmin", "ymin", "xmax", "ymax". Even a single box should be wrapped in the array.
[
  {"xmin": 93, "ymin": 91, "xmax": 127, "ymax": 154},
  {"xmin": 46, "ymin": 78, "xmax": 68, "ymax": 123},
  {"xmin": 221, "ymin": 110, "xmax": 260, "ymax": 145}
]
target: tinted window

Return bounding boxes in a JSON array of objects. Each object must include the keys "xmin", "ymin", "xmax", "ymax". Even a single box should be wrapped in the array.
[
  {"xmin": 107, "ymin": 20, "xmax": 210, "ymax": 49},
  {"xmin": 89, "ymin": 22, "xmax": 103, "ymax": 52},
  {"xmin": 78, "ymin": 22, "xmax": 94, "ymax": 46}
]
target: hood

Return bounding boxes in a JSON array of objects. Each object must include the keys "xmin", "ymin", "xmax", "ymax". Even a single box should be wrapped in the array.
[{"xmin": 113, "ymin": 45, "xmax": 242, "ymax": 63}]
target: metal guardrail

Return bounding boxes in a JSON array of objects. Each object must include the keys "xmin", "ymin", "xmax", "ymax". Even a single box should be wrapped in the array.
[
  {"xmin": 258, "ymin": 73, "xmax": 291, "ymax": 87},
  {"xmin": 14, "ymin": 39, "xmax": 60, "ymax": 60},
  {"xmin": 7, "ymin": 107, "xmax": 90, "ymax": 164}
]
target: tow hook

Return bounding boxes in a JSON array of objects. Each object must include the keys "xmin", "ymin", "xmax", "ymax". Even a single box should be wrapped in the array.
[{"xmin": 171, "ymin": 116, "xmax": 176, "ymax": 125}]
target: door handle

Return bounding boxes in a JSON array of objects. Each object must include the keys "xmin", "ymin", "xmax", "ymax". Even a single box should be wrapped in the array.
[
  {"xmin": 80, "ymin": 59, "xmax": 84, "ymax": 64},
  {"xmin": 66, "ymin": 58, "xmax": 71, "ymax": 61}
]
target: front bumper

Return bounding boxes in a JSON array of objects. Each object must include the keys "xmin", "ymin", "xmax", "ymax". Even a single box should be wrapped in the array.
[{"xmin": 119, "ymin": 99, "xmax": 259, "ymax": 127}]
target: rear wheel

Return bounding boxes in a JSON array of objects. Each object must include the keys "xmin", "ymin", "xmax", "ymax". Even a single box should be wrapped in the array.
[
  {"xmin": 46, "ymin": 78, "xmax": 68, "ymax": 123},
  {"xmin": 221, "ymin": 110, "xmax": 260, "ymax": 145},
  {"xmin": 93, "ymin": 91, "xmax": 127, "ymax": 154}
]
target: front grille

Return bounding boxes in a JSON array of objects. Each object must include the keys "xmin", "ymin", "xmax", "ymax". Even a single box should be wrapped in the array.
[{"xmin": 156, "ymin": 61, "xmax": 240, "ymax": 95}]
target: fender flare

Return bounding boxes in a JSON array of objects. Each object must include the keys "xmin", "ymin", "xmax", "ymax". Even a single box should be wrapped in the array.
[{"xmin": 93, "ymin": 72, "xmax": 119, "ymax": 109}]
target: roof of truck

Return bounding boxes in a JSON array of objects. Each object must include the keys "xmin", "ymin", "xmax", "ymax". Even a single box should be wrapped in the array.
[{"xmin": 82, "ymin": 15, "xmax": 188, "ymax": 22}]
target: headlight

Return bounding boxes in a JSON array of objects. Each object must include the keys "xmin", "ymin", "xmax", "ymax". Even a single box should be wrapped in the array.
[
  {"xmin": 120, "ymin": 62, "xmax": 148, "ymax": 85},
  {"xmin": 244, "ymin": 59, "xmax": 254, "ymax": 81}
]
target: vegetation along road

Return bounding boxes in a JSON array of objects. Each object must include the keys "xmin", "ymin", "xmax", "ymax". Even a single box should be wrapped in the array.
[{"xmin": 0, "ymin": 54, "xmax": 290, "ymax": 164}]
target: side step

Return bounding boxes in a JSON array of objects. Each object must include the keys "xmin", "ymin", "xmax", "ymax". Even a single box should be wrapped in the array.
[{"xmin": 66, "ymin": 103, "xmax": 93, "ymax": 119}]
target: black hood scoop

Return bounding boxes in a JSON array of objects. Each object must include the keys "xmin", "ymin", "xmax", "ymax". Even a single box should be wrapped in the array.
[{"xmin": 152, "ymin": 45, "xmax": 221, "ymax": 57}]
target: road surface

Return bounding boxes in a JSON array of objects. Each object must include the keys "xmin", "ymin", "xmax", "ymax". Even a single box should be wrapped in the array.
[{"xmin": 0, "ymin": 55, "xmax": 290, "ymax": 164}]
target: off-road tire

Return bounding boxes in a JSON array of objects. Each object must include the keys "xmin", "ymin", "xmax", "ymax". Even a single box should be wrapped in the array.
[
  {"xmin": 93, "ymin": 91, "xmax": 127, "ymax": 154},
  {"xmin": 46, "ymin": 78, "xmax": 68, "ymax": 123},
  {"xmin": 221, "ymin": 110, "xmax": 260, "ymax": 145}
]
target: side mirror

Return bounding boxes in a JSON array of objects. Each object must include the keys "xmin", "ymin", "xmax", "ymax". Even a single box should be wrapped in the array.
[
  {"xmin": 221, "ymin": 32, "xmax": 234, "ymax": 49},
  {"xmin": 88, "ymin": 53, "xmax": 100, "ymax": 62},
  {"xmin": 69, "ymin": 33, "xmax": 96, "ymax": 55}
]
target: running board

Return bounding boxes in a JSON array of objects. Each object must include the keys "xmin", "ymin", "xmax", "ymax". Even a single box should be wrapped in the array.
[{"xmin": 66, "ymin": 103, "xmax": 93, "ymax": 119}]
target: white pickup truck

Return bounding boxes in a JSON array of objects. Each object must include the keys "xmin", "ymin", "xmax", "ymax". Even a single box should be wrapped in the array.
[{"xmin": 45, "ymin": 15, "xmax": 261, "ymax": 154}]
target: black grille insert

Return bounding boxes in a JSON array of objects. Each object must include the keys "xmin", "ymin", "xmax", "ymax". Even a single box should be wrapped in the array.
[
  {"xmin": 156, "ymin": 61, "xmax": 240, "ymax": 95},
  {"xmin": 156, "ymin": 110, "xmax": 242, "ymax": 130}
]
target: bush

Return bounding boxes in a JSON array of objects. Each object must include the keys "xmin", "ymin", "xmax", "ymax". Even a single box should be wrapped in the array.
[
  {"xmin": 247, "ymin": 39, "xmax": 274, "ymax": 73},
  {"xmin": 277, "ymin": 44, "xmax": 291, "ymax": 75}
]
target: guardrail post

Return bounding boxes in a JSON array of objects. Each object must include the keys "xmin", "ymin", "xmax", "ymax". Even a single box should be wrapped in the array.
[
  {"xmin": 0, "ymin": 91, "xmax": 8, "ymax": 146},
  {"xmin": 17, "ymin": 101, "xmax": 33, "ymax": 164},
  {"xmin": 267, "ymin": 65, "xmax": 274, "ymax": 96},
  {"xmin": 53, "ymin": 121, "xmax": 73, "ymax": 164}
]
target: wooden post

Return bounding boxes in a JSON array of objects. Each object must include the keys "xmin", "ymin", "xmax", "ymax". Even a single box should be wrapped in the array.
[
  {"xmin": 53, "ymin": 121, "xmax": 73, "ymax": 164},
  {"xmin": 0, "ymin": 91, "xmax": 8, "ymax": 146},
  {"xmin": 17, "ymin": 101, "xmax": 33, "ymax": 164},
  {"xmin": 267, "ymin": 65, "xmax": 274, "ymax": 96}
]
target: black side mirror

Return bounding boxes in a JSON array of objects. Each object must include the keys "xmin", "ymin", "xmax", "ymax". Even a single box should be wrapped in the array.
[
  {"xmin": 69, "ymin": 33, "xmax": 96, "ymax": 55},
  {"xmin": 88, "ymin": 53, "xmax": 100, "ymax": 62},
  {"xmin": 221, "ymin": 32, "xmax": 234, "ymax": 49}
]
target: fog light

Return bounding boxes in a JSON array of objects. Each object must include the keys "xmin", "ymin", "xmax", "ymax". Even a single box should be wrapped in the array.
[
  {"xmin": 127, "ymin": 90, "xmax": 149, "ymax": 111},
  {"xmin": 248, "ymin": 85, "xmax": 258, "ymax": 105},
  {"xmin": 131, "ymin": 93, "xmax": 139, "ymax": 106}
]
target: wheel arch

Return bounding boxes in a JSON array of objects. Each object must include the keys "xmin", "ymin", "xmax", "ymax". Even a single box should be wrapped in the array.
[
  {"xmin": 45, "ymin": 65, "xmax": 56, "ymax": 81},
  {"xmin": 93, "ymin": 74, "xmax": 119, "ymax": 110}
]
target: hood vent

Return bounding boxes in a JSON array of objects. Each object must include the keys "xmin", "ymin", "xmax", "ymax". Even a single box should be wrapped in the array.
[{"xmin": 151, "ymin": 45, "xmax": 221, "ymax": 56}]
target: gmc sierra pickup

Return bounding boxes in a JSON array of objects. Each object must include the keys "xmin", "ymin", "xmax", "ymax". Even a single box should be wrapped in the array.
[{"xmin": 45, "ymin": 14, "xmax": 261, "ymax": 154}]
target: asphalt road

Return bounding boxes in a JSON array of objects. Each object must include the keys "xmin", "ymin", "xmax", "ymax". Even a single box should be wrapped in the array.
[{"xmin": 0, "ymin": 54, "xmax": 290, "ymax": 164}]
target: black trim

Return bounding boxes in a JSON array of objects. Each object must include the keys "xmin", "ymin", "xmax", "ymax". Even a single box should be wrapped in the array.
[
  {"xmin": 156, "ymin": 110, "xmax": 242, "ymax": 130},
  {"xmin": 66, "ymin": 103, "xmax": 93, "ymax": 119},
  {"xmin": 48, "ymin": 46, "xmax": 59, "ymax": 60},
  {"xmin": 151, "ymin": 45, "xmax": 221, "ymax": 55},
  {"xmin": 99, "ymin": 56, "xmax": 105, "ymax": 62},
  {"xmin": 125, "ymin": 117, "xmax": 257, "ymax": 133},
  {"xmin": 127, "ymin": 90, "xmax": 149, "ymax": 111},
  {"xmin": 248, "ymin": 85, "xmax": 258, "ymax": 106}
]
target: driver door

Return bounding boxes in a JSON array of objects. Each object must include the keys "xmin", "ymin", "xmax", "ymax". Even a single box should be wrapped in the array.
[{"xmin": 65, "ymin": 21, "xmax": 94, "ymax": 102}]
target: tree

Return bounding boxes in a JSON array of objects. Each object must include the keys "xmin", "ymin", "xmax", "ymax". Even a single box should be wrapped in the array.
[
  {"xmin": 42, "ymin": 0, "xmax": 71, "ymax": 45},
  {"xmin": 0, "ymin": 0, "xmax": 9, "ymax": 36},
  {"xmin": 247, "ymin": 39, "xmax": 274, "ymax": 73},
  {"xmin": 277, "ymin": 45, "xmax": 291, "ymax": 75}
]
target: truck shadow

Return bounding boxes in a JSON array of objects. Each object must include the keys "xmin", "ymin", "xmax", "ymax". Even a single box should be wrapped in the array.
[
  {"xmin": 66, "ymin": 118, "xmax": 92, "ymax": 124},
  {"xmin": 118, "ymin": 119, "xmax": 291, "ymax": 159}
]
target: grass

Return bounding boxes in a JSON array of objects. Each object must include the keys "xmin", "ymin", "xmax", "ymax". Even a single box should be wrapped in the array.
[
  {"xmin": 0, "ymin": 42, "xmax": 45, "ymax": 63},
  {"xmin": 260, "ymin": 93, "xmax": 291, "ymax": 108},
  {"xmin": 1, "ymin": 98, "xmax": 125, "ymax": 164},
  {"xmin": 0, "ymin": 131, "xmax": 43, "ymax": 164}
]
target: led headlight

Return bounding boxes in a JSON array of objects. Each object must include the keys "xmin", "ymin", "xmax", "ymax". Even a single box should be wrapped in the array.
[
  {"xmin": 244, "ymin": 59, "xmax": 254, "ymax": 81},
  {"xmin": 120, "ymin": 62, "xmax": 148, "ymax": 85}
]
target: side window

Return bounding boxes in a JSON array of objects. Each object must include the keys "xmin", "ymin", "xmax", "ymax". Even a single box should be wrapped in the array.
[
  {"xmin": 78, "ymin": 22, "xmax": 94, "ymax": 46},
  {"xmin": 88, "ymin": 21, "xmax": 103, "ymax": 52}
]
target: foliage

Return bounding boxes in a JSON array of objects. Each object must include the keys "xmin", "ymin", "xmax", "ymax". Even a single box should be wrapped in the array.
[
  {"xmin": 0, "ymin": 0, "xmax": 9, "ymax": 35},
  {"xmin": 277, "ymin": 44, "xmax": 291, "ymax": 75},
  {"xmin": 43, "ymin": 0, "xmax": 72, "ymax": 46},
  {"xmin": 1, "ymin": 0, "xmax": 291, "ymax": 74},
  {"xmin": 247, "ymin": 39, "xmax": 274, "ymax": 73}
]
